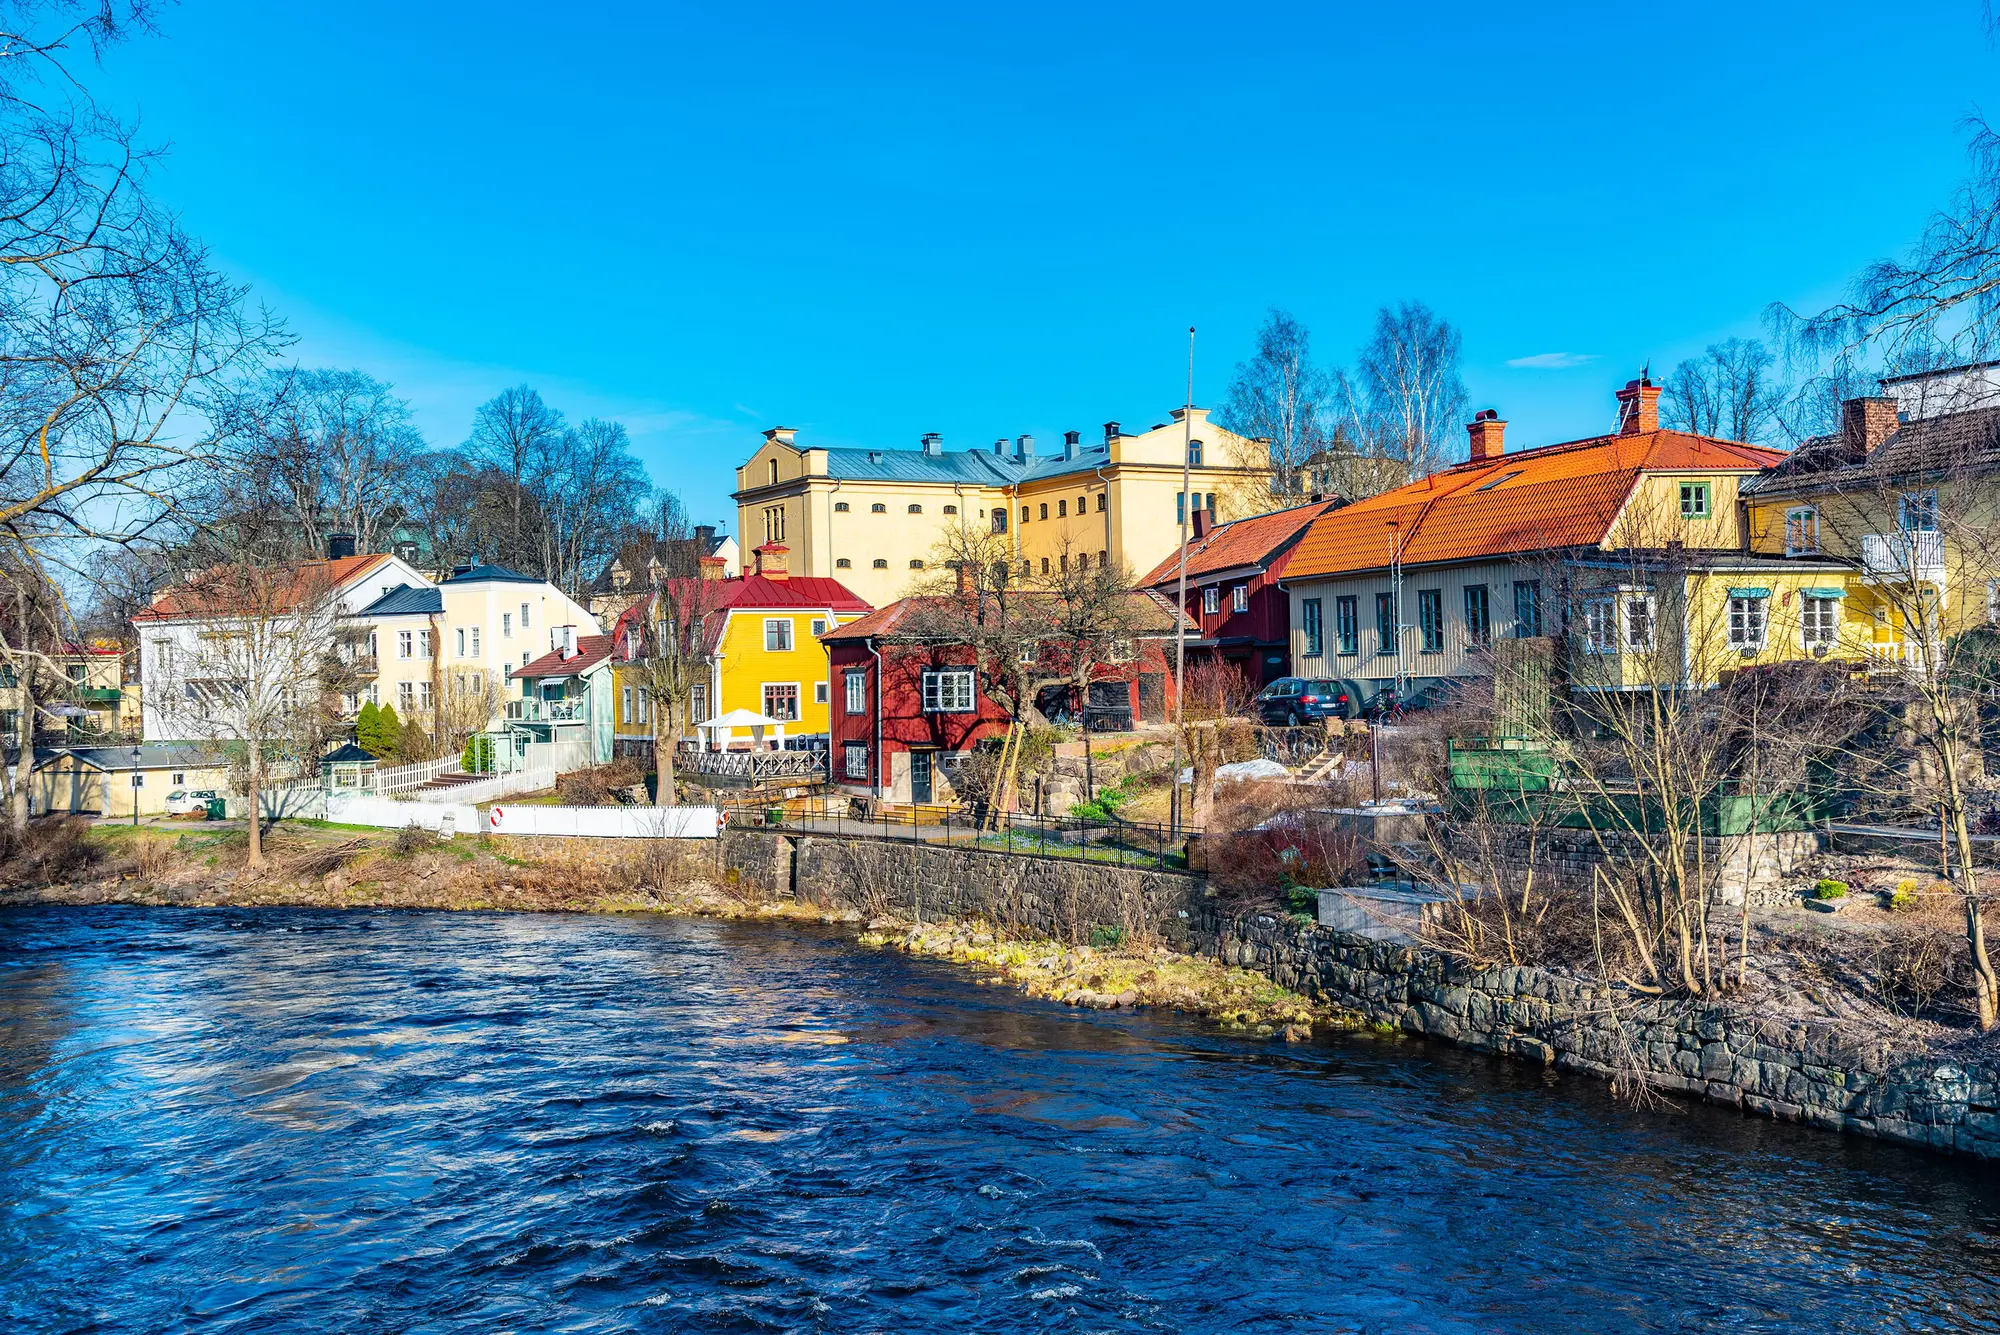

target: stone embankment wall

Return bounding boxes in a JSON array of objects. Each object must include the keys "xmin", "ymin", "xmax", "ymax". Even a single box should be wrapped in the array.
[
  {"xmin": 719, "ymin": 830, "xmax": 2000, "ymax": 1160},
  {"xmin": 1451, "ymin": 825, "xmax": 1818, "ymax": 909}
]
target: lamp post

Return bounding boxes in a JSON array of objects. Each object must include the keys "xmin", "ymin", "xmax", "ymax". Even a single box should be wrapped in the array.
[{"xmin": 130, "ymin": 744, "xmax": 141, "ymax": 826}]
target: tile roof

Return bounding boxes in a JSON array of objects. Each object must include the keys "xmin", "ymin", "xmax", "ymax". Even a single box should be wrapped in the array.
[
  {"xmin": 1138, "ymin": 499, "xmax": 1343, "ymax": 588},
  {"xmin": 1284, "ymin": 431, "xmax": 1786, "ymax": 580},
  {"xmin": 442, "ymin": 563, "xmax": 541, "ymax": 584},
  {"xmin": 356, "ymin": 583, "xmax": 443, "ymax": 616},
  {"xmin": 511, "ymin": 635, "xmax": 615, "ymax": 680},
  {"xmin": 1744, "ymin": 407, "xmax": 2000, "ymax": 497},
  {"xmin": 132, "ymin": 553, "xmax": 395, "ymax": 622},
  {"xmin": 823, "ymin": 589, "xmax": 1192, "ymax": 642}
]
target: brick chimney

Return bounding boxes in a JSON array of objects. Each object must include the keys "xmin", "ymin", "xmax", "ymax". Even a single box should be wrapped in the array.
[
  {"xmin": 1840, "ymin": 396, "xmax": 1899, "ymax": 460},
  {"xmin": 1466, "ymin": 409, "xmax": 1505, "ymax": 462},
  {"xmin": 954, "ymin": 560, "xmax": 974, "ymax": 598},
  {"xmin": 753, "ymin": 542, "xmax": 789, "ymax": 581},
  {"xmin": 1615, "ymin": 377, "xmax": 1661, "ymax": 435},
  {"xmin": 1192, "ymin": 507, "xmax": 1212, "ymax": 540},
  {"xmin": 698, "ymin": 555, "xmax": 727, "ymax": 581}
]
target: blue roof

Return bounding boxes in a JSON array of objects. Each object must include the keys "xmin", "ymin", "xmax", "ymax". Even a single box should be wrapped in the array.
[
  {"xmin": 820, "ymin": 442, "xmax": 1115, "ymax": 486},
  {"xmin": 442, "ymin": 563, "xmax": 541, "ymax": 584},
  {"xmin": 36, "ymin": 742, "xmax": 217, "ymax": 772},
  {"xmin": 357, "ymin": 583, "xmax": 443, "ymax": 616}
]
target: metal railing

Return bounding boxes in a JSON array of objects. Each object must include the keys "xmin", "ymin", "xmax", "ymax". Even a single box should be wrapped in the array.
[
  {"xmin": 692, "ymin": 749, "xmax": 828, "ymax": 780},
  {"xmin": 1860, "ymin": 530, "xmax": 1945, "ymax": 581},
  {"xmin": 724, "ymin": 792, "xmax": 1193, "ymax": 872},
  {"xmin": 506, "ymin": 697, "xmax": 588, "ymax": 723}
]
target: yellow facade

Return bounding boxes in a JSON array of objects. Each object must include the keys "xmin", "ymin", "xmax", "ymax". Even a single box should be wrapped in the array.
[
  {"xmin": 709, "ymin": 605, "xmax": 861, "ymax": 739},
  {"xmin": 732, "ymin": 409, "xmax": 1271, "ymax": 608}
]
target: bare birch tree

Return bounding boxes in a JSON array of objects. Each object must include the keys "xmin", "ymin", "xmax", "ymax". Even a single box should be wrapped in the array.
[
  {"xmin": 1660, "ymin": 338, "xmax": 1781, "ymax": 444},
  {"xmin": 1216, "ymin": 308, "xmax": 1336, "ymax": 505}
]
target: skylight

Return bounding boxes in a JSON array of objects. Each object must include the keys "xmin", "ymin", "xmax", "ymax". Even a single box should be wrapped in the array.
[{"xmin": 1476, "ymin": 469, "xmax": 1525, "ymax": 492}]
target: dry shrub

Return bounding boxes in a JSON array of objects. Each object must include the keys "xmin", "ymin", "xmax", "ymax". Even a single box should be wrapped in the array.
[
  {"xmin": 1872, "ymin": 926, "xmax": 1960, "ymax": 1017},
  {"xmin": 393, "ymin": 823, "xmax": 442, "ymax": 857},
  {"xmin": 1423, "ymin": 884, "xmax": 1607, "ymax": 972},
  {"xmin": 555, "ymin": 761, "xmax": 646, "ymax": 806},
  {"xmin": 3, "ymin": 817, "xmax": 101, "ymax": 885},
  {"xmin": 1206, "ymin": 809, "xmax": 1365, "ymax": 915},
  {"xmin": 133, "ymin": 834, "xmax": 177, "ymax": 887},
  {"xmin": 636, "ymin": 836, "xmax": 706, "ymax": 892}
]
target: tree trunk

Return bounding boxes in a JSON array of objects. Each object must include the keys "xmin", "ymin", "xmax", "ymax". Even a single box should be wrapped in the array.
[
  {"xmin": 654, "ymin": 698, "xmax": 677, "ymax": 806},
  {"xmin": 246, "ymin": 750, "xmax": 264, "ymax": 868},
  {"xmin": 1938, "ymin": 732, "xmax": 1998, "ymax": 1029},
  {"xmin": 10, "ymin": 666, "xmax": 34, "ymax": 836}
]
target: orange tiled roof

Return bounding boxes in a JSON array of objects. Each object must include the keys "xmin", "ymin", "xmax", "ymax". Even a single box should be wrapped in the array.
[
  {"xmin": 131, "ymin": 553, "xmax": 395, "ymax": 622},
  {"xmin": 1138, "ymin": 499, "xmax": 1342, "ymax": 588},
  {"xmin": 1283, "ymin": 431, "xmax": 1785, "ymax": 580}
]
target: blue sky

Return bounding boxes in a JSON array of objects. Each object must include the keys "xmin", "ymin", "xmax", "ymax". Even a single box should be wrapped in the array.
[{"xmin": 94, "ymin": 1, "xmax": 1999, "ymax": 532}]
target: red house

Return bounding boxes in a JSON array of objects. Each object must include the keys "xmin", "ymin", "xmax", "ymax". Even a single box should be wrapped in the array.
[
  {"xmin": 820, "ymin": 591, "xmax": 1189, "ymax": 804},
  {"xmin": 1138, "ymin": 498, "xmax": 1343, "ymax": 690}
]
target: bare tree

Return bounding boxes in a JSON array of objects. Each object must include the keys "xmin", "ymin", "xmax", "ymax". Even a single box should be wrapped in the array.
[
  {"xmin": 1040, "ymin": 540, "xmax": 1144, "ymax": 802},
  {"xmin": 1660, "ymin": 338, "xmax": 1781, "ymax": 443},
  {"xmin": 537, "ymin": 417, "xmax": 648, "ymax": 601},
  {"xmin": 904, "ymin": 522, "xmax": 1054, "ymax": 727},
  {"xmin": 1216, "ymin": 308, "xmax": 1336, "ymax": 504},
  {"xmin": 1336, "ymin": 301, "xmax": 1469, "ymax": 484},
  {"xmin": 618, "ymin": 494, "xmax": 731, "ymax": 806},
  {"xmin": 463, "ymin": 385, "xmax": 565, "ymax": 569}
]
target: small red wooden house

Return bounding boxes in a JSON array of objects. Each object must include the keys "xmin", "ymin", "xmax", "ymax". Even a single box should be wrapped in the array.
[
  {"xmin": 820, "ymin": 591, "xmax": 1189, "ymax": 804},
  {"xmin": 1138, "ymin": 498, "xmax": 1343, "ymax": 690}
]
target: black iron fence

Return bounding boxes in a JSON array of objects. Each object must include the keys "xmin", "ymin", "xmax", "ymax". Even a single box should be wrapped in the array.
[{"xmin": 717, "ymin": 792, "xmax": 1192, "ymax": 872}]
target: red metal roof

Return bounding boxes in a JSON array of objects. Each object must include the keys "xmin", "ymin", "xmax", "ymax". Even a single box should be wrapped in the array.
[
  {"xmin": 511, "ymin": 634, "xmax": 615, "ymax": 680},
  {"xmin": 1284, "ymin": 430, "xmax": 1786, "ymax": 579}
]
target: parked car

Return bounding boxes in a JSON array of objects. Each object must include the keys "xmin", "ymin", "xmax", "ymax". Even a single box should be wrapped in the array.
[
  {"xmin": 1253, "ymin": 677, "xmax": 1353, "ymax": 726},
  {"xmin": 164, "ymin": 788, "xmax": 220, "ymax": 816}
]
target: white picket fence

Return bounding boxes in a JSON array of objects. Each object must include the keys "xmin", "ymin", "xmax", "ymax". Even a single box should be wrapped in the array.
[
  {"xmin": 375, "ymin": 756, "xmax": 461, "ymax": 795},
  {"xmin": 414, "ymin": 766, "xmax": 555, "ymax": 805},
  {"xmin": 485, "ymin": 804, "xmax": 719, "ymax": 839},
  {"xmin": 325, "ymin": 794, "xmax": 480, "ymax": 836}
]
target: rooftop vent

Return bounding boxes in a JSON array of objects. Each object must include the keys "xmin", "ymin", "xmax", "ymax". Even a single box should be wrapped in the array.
[{"xmin": 920, "ymin": 432, "xmax": 943, "ymax": 457}]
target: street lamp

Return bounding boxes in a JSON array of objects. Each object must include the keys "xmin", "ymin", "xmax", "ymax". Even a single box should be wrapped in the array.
[{"xmin": 131, "ymin": 744, "xmax": 141, "ymax": 826}]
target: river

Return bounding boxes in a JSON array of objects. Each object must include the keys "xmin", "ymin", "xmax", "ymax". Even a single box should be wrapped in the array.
[{"xmin": 1, "ymin": 907, "xmax": 1996, "ymax": 1333}]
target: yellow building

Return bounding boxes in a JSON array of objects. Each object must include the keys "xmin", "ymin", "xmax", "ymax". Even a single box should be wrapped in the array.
[
  {"xmin": 609, "ymin": 547, "xmax": 871, "ymax": 759},
  {"xmin": 0, "ymin": 641, "xmax": 137, "ymax": 747},
  {"xmin": 731, "ymin": 409, "xmax": 1271, "ymax": 608}
]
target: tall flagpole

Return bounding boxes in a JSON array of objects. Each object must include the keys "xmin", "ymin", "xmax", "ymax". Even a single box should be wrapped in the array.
[{"xmin": 1170, "ymin": 326, "xmax": 1194, "ymax": 835}]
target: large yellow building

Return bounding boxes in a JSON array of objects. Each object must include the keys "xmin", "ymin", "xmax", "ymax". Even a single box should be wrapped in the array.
[{"xmin": 731, "ymin": 409, "xmax": 1271, "ymax": 608}]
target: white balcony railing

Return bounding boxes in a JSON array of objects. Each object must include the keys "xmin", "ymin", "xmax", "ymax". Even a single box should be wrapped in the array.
[
  {"xmin": 506, "ymin": 697, "xmax": 588, "ymax": 724},
  {"xmin": 690, "ymin": 749, "xmax": 828, "ymax": 781},
  {"xmin": 1860, "ymin": 530, "xmax": 1945, "ymax": 583}
]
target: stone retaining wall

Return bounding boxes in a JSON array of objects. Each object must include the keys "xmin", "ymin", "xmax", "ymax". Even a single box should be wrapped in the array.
[
  {"xmin": 1449, "ymin": 825, "xmax": 1817, "ymax": 909},
  {"xmin": 719, "ymin": 829, "xmax": 2000, "ymax": 1160}
]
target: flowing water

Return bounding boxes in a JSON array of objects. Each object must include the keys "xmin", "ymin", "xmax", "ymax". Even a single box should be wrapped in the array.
[{"xmin": 1, "ymin": 906, "xmax": 1997, "ymax": 1334}]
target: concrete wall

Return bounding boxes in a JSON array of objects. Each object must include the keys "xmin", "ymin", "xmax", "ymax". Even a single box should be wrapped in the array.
[{"xmin": 721, "ymin": 828, "xmax": 2000, "ymax": 1160}]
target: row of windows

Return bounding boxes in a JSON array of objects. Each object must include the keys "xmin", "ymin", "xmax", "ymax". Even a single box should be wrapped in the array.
[
  {"xmin": 761, "ymin": 618, "xmax": 830, "ymax": 651},
  {"xmin": 1782, "ymin": 492, "xmax": 1938, "ymax": 557},
  {"xmin": 1199, "ymin": 584, "xmax": 1250, "ymax": 616},
  {"xmin": 834, "ymin": 557, "xmax": 923, "ymax": 570},
  {"xmin": 1301, "ymin": 582, "xmax": 1544, "ymax": 658},
  {"xmin": 1019, "ymin": 493, "xmax": 1105, "ymax": 523},
  {"xmin": 833, "ymin": 502, "xmax": 961, "ymax": 515}
]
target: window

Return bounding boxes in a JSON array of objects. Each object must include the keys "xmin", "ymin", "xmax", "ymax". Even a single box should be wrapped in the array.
[
  {"xmin": 763, "ymin": 683, "xmax": 801, "ymax": 721},
  {"xmin": 870, "ymin": 502, "xmax": 887, "ymax": 514},
  {"xmin": 1039, "ymin": 503, "xmax": 1049, "ymax": 521},
  {"xmin": 1418, "ymin": 589, "xmax": 1443, "ymax": 653},
  {"xmin": 622, "ymin": 685, "xmax": 633, "ymax": 724},
  {"xmin": 1804, "ymin": 594, "xmax": 1841, "ymax": 648},
  {"xmin": 834, "ymin": 501, "xmax": 850, "ymax": 513},
  {"xmin": 843, "ymin": 742, "xmax": 869, "ymax": 781},
  {"xmin": 811, "ymin": 618, "xmax": 827, "ymax": 637},
  {"xmin": 1513, "ymin": 580, "xmax": 1543, "ymax": 637},
  {"xmin": 1680, "ymin": 481, "xmax": 1710, "ymax": 519},
  {"xmin": 910, "ymin": 559, "xmax": 924, "ymax": 569},
  {"xmin": 1202, "ymin": 587, "xmax": 1220, "ymax": 616},
  {"xmin": 815, "ymin": 681, "xmax": 831, "ymax": 705},
  {"xmin": 1376, "ymin": 592, "xmax": 1397, "ymax": 655},
  {"xmin": 1991, "ymin": 579, "xmax": 2000, "ymax": 626},
  {"xmin": 1231, "ymin": 584, "xmax": 1248, "ymax": 613},
  {"xmin": 1476, "ymin": 469, "xmax": 1525, "ymax": 492},
  {"xmin": 1059, "ymin": 554, "xmax": 1069, "ymax": 572},
  {"xmin": 845, "ymin": 669, "xmax": 867, "ymax": 715},
  {"xmin": 521, "ymin": 602, "xmax": 531, "ymax": 630},
  {"xmin": 470, "ymin": 627, "xmax": 480, "ymax": 656},
  {"xmin": 1077, "ymin": 494, "xmax": 1086, "ymax": 514},
  {"xmin": 1019, "ymin": 642, "xmax": 1038, "ymax": 664},
  {"xmin": 1040, "ymin": 557, "xmax": 1050, "ymax": 574},
  {"xmin": 1188, "ymin": 439, "xmax": 1203, "ymax": 467},
  {"xmin": 398, "ymin": 681, "xmax": 415, "ymax": 710},
  {"xmin": 768, "ymin": 458, "xmax": 779, "ymax": 486},
  {"xmin": 1020, "ymin": 505, "xmax": 1030, "ymax": 524},
  {"xmin": 1900, "ymin": 490, "xmax": 1938, "ymax": 532},
  {"xmin": 1335, "ymin": 596, "xmax": 1358, "ymax": 655},
  {"xmin": 1727, "ymin": 592, "xmax": 1767, "ymax": 650},
  {"xmin": 502, "ymin": 612, "xmax": 512, "ymax": 638},
  {"xmin": 1098, "ymin": 550, "xmax": 1107, "ymax": 567},
  {"xmin": 1625, "ymin": 594, "xmax": 1655, "ymax": 650},
  {"xmin": 456, "ymin": 627, "xmax": 466, "ymax": 657},
  {"xmin": 418, "ymin": 681, "xmax": 433, "ymax": 709},
  {"xmin": 398, "ymin": 630, "xmax": 413, "ymax": 659},
  {"xmin": 1302, "ymin": 597, "xmax": 1324, "ymax": 657},
  {"xmin": 170, "ymin": 771, "xmax": 185, "ymax": 785},
  {"xmin": 764, "ymin": 618, "xmax": 793, "ymax": 651},
  {"xmin": 1785, "ymin": 507, "xmax": 1819, "ymax": 555},
  {"xmin": 638, "ymin": 688, "xmax": 650, "ymax": 724},
  {"xmin": 873, "ymin": 559, "xmax": 889, "ymax": 569},
  {"xmin": 1582, "ymin": 599, "xmax": 1614, "ymax": 653},
  {"xmin": 763, "ymin": 505, "xmax": 786, "ymax": 542},
  {"xmin": 1176, "ymin": 492, "xmax": 1186, "ymax": 526},
  {"xmin": 1058, "ymin": 499, "xmax": 1068, "ymax": 517},
  {"xmin": 943, "ymin": 505, "xmax": 957, "ymax": 515},
  {"xmin": 991, "ymin": 509, "xmax": 1008, "ymax": 535},
  {"xmin": 921, "ymin": 667, "xmax": 977, "ymax": 713},
  {"xmin": 1464, "ymin": 584, "xmax": 1490, "ymax": 646},
  {"xmin": 418, "ymin": 630, "xmax": 432, "ymax": 658},
  {"xmin": 908, "ymin": 503, "xmax": 923, "ymax": 514},
  {"xmin": 1096, "ymin": 494, "xmax": 1106, "ymax": 512},
  {"xmin": 132, "ymin": 773, "xmax": 143, "ymax": 788},
  {"xmin": 836, "ymin": 558, "xmax": 853, "ymax": 568},
  {"xmin": 691, "ymin": 684, "xmax": 708, "ymax": 723},
  {"xmin": 1076, "ymin": 553, "xmax": 1088, "ymax": 571}
]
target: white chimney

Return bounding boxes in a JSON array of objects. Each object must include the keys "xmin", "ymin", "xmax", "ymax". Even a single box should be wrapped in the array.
[{"xmin": 559, "ymin": 625, "xmax": 577, "ymax": 660}]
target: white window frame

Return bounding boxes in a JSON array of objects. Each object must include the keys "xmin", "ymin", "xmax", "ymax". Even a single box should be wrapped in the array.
[
  {"xmin": 1784, "ymin": 507, "xmax": 1819, "ymax": 556},
  {"xmin": 502, "ymin": 612, "xmax": 512, "ymax": 638},
  {"xmin": 456, "ymin": 627, "xmax": 466, "ymax": 657},
  {"xmin": 1728, "ymin": 594, "xmax": 1768, "ymax": 650},
  {"xmin": 843, "ymin": 742, "xmax": 869, "ymax": 781},
  {"xmin": 1989, "ymin": 580, "xmax": 2000, "ymax": 626},
  {"xmin": 398, "ymin": 630, "xmax": 413, "ymax": 659},
  {"xmin": 1231, "ymin": 584, "xmax": 1248, "ymax": 613},
  {"xmin": 418, "ymin": 630, "xmax": 432, "ymax": 658},
  {"xmin": 763, "ymin": 681, "xmax": 801, "ymax": 722},
  {"xmin": 920, "ymin": 667, "xmax": 977, "ymax": 714},
  {"xmin": 1582, "ymin": 598, "xmax": 1615, "ymax": 654},
  {"xmin": 811, "ymin": 618, "xmax": 827, "ymax": 637},
  {"xmin": 417, "ymin": 681, "xmax": 433, "ymax": 709},
  {"xmin": 398, "ymin": 681, "xmax": 415, "ymax": 710},
  {"xmin": 622, "ymin": 685, "xmax": 633, "ymax": 724},
  {"xmin": 638, "ymin": 688, "xmax": 650, "ymax": 724},
  {"xmin": 1201, "ymin": 587, "xmax": 1220, "ymax": 615},
  {"xmin": 470, "ymin": 627, "xmax": 481, "ymax": 657},
  {"xmin": 1802, "ymin": 595, "xmax": 1840, "ymax": 648},
  {"xmin": 814, "ymin": 681, "xmax": 829, "ymax": 704},
  {"xmin": 520, "ymin": 602, "xmax": 531, "ymax": 630},
  {"xmin": 844, "ymin": 669, "xmax": 867, "ymax": 715},
  {"xmin": 764, "ymin": 618, "xmax": 793, "ymax": 652},
  {"xmin": 1623, "ymin": 594, "xmax": 1655, "ymax": 651}
]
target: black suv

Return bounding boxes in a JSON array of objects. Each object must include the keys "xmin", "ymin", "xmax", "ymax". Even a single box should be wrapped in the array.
[{"xmin": 1253, "ymin": 677, "xmax": 1351, "ymax": 725}]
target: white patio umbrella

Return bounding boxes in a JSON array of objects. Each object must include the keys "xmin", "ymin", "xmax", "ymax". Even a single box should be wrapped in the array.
[{"xmin": 696, "ymin": 708, "xmax": 786, "ymax": 750}]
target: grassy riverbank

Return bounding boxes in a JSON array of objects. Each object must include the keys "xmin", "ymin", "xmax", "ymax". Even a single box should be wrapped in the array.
[{"xmin": 0, "ymin": 818, "xmax": 1340, "ymax": 1035}]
